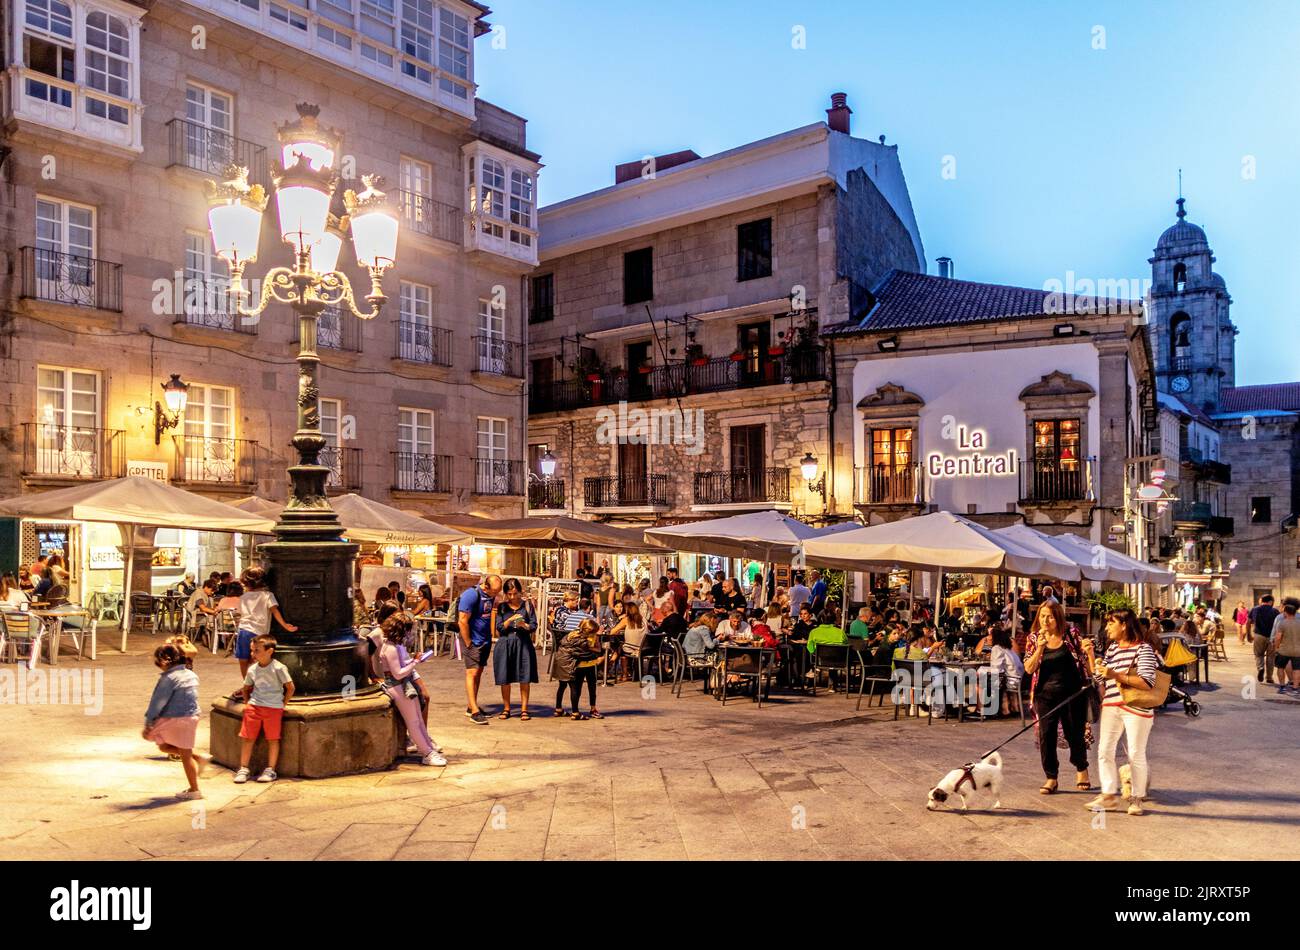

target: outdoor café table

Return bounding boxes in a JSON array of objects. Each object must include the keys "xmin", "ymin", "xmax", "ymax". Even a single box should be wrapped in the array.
[
  {"xmin": 935, "ymin": 659, "xmax": 988, "ymax": 721},
  {"xmin": 152, "ymin": 593, "xmax": 184, "ymax": 633},
  {"xmin": 1159, "ymin": 634, "xmax": 1210, "ymax": 686},
  {"xmin": 785, "ymin": 638, "xmax": 810, "ymax": 689},
  {"xmin": 718, "ymin": 642, "xmax": 775, "ymax": 706},
  {"xmin": 28, "ymin": 606, "xmax": 93, "ymax": 664}
]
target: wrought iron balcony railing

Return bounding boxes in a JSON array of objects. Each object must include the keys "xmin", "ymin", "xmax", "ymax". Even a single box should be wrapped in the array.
[
  {"xmin": 1020, "ymin": 461, "xmax": 1087, "ymax": 503},
  {"xmin": 166, "ymin": 117, "xmax": 269, "ymax": 188},
  {"xmin": 399, "ymin": 190, "xmax": 462, "ymax": 245},
  {"xmin": 529, "ymin": 348, "xmax": 829, "ymax": 413},
  {"xmin": 584, "ymin": 474, "xmax": 670, "ymax": 509},
  {"xmin": 175, "ymin": 279, "xmax": 257, "ymax": 334},
  {"xmin": 292, "ymin": 306, "xmax": 360, "ymax": 351},
  {"xmin": 693, "ymin": 468, "xmax": 790, "ymax": 506},
  {"xmin": 19, "ymin": 246, "xmax": 122, "ymax": 312},
  {"xmin": 172, "ymin": 435, "xmax": 259, "ymax": 486},
  {"xmin": 528, "ymin": 478, "xmax": 567, "ymax": 510},
  {"xmin": 20, "ymin": 423, "xmax": 124, "ymax": 479},
  {"xmin": 320, "ymin": 445, "xmax": 362, "ymax": 493},
  {"xmin": 392, "ymin": 453, "xmax": 453, "ymax": 493},
  {"xmin": 473, "ymin": 458, "xmax": 523, "ymax": 496},
  {"xmin": 855, "ymin": 465, "xmax": 924, "ymax": 505},
  {"xmin": 394, "ymin": 321, "xmax": 453, "ymax": 366},
  {"xmin": 474, "ymin": 336, "xmax": 523, "ymax": 378}
]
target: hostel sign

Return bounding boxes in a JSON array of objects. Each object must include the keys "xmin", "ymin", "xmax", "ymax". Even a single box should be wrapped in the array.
[{"xmin": 926, "ymin": 423, "xmax": 1018, "ymax": 478}]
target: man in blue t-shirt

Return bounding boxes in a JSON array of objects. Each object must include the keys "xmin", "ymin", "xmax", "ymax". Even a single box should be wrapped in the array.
[
  {"xmin": 809, "ymin": 569, "xmax": 828, "ymax": 614},
  {"xmin": 458, "ymin": 574, "xmax": 503, "ymax": 724}
]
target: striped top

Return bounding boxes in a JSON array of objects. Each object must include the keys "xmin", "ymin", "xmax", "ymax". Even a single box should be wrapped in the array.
[{"xmin": 1101, "ymin": 642, "xmax": 1159, "ymax": 718}]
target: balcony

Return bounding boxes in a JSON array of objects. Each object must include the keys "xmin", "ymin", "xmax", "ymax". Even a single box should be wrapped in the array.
[
  {"xmin": 176, "ymin": 279, "xmax": 256, "ymax": 334},
  {"xmin": 474, "ymin": 336, "xmax": 524, "ymax": 378},
  {"xmin": 19, "ymin": 247, "xmax": 122, "ymax": 312},
  {"xmin": 392, "ymin": 453, "xmax": 453, "ymax": 494},
  {"xmin": 1170, "ymin": 355, "xmax": 1193, "ymax": 373},
  {"xmin": 172, "ymin": 436, "xmax": 259, "ymax": 487},
  {"xmin": 529, "ymin": 348, "xmax": 829, "ymax": 413},
  {"xmin": 1020, "ymin": 461, "xmax": 1087, "ymax": 504},
  {"xmin": 1180, "ymin": 449, "xmax": 1231, "ymax": 484},
  {"xmin": 395, "ymin": 321, "xmax": 453, "ymax": 366},
  {"xmin": 399, "ymin": 190, "xmax": 463, "ymax": 246},
  {"xmin": 693, "ymin": 469, "xmax": 790, "ymax": 508},
  {"xmin": 20, "ymin": 424, "xmax": 124, "ymax": 480},
  {"xmin": 321, "ymin": 446, "xmax": 362, "ymax": 494},
  {"xmin": 473, "ymin": 458, "xmax": 524, "ymax": 496},
  {"xmin": 1172, "ymin": 502, "xmax": 1234, "ymax": 536},
  {"xmin": 584, "ymin": 474, "xmax": 670, "ymax": 510},
  {"xmin": 528, "ymin": 479, "xmax": 567, "ymax": 511},
  {"xmin": 294, "ymin": 307, "xmax": 359, "ymax": 351},
  {"xmin": 8, "ymin": 68, "xmax": 143, "ymax": 152},
  {"xmin": 855, "ymin": 465, "xmax": 924, "ymax": 506},
  {"xmin": 166, "ymin": 117, "xmax": 269, "ymax": 188}
]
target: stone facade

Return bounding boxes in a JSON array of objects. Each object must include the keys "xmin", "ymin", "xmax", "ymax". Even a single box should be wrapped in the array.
[
  {"xmin": 1220, "ymin": 413, "xmax": 1300, "ymax": 604},
  {"xmin": 0, "ymin": 1, "xmax": 540, "ymax": 583}
]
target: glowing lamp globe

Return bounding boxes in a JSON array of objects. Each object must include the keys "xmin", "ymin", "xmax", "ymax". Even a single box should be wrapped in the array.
[
  {"xmin": 276, "ymin": 181, "xmax": 332, "ymax": 250},
  {"xmin": 800, "ymin": 453, "xmax": 820, "ymax": 482},
  {"xmin": 310, "ymin": 222, "xmax": 344, "ymax": 275},
  {"xmin": 208, "ymin": 199, "xmax": 263, "ymax": 265},
  {"xmin": 350, "ymin": 206, "xmax": 399, "ymax": 269},
  {"xmin": 281, "ymin": 140, "xmax": 335, "ymax": 173}
]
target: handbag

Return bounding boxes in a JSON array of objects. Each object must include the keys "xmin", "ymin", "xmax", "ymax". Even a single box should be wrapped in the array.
[{"xmin": 1119, "ymin": 650, "xmax": 1171, "ymax": 709}]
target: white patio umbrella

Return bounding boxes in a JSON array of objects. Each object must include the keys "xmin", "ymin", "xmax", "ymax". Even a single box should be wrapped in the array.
[
  {"xmin": 0, "ymin": 476, "xmax": 277, "ymax": 649},
  {"xmin": 644, "ymin": 510, "xmax": 823, "ymax": 561},
  {"xmin": 993, "ymin": 524, "xmax": 1105, "ymax": 582},
  {"xmin": 1051, "ymin": 532, "xmax": 1175, "ymax": 585},
  {"xmin": 232, "ymin": 494, "xmax": 470, "ymax": 546},
  {"xmin": 799, "ymin": 510, "xmax": 1079, "ymax": 578}
]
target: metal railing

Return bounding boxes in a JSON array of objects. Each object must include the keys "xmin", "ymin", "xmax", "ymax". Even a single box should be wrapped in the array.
[
  {"xmin": 693, "ymin": 468, "xmax": 790, "ymax": 506},
  {"xmin": 20, "ymin": 423, "xmax": 124, "ymax": 479},
  {"xmin": 1020, "ymin": 462, "xmax": 1086, "ymax": 503},
  {"xmin": 399, "ymin": 190, "xmax": 462, "ymax": 245},
  {"xmin": 320, "ymin": 445, "xmax": 362, "ymax": 493},
  {"xmin": 166, "ymin": 117, "xmax": 269, "ymax": 187},
  {"xmin": 19, "ymin": 247, "xmax": 122, "ymax": 312},
  {"xmin": 395, "ymin": 321, "xmax": 453, "ymax": 366},
  {"xmin": 855, "ymin": 465, "xmax": 922, "ymax": 505},
  {"xmin": 292, "ymin": 306, "xmax": 360, "ymax": 351},
  {"xmin": 528, "ymin": 478, "xmax": 566, "ymax": 510},
  {"xmin": 392, "ymin": 452, "xmax": 453, "ymax": 493},
  {"xmin": 1170, "ymin": 355, "xmax": 1193, "ymax": 373},
  {"xmin": 474, "ymin": 336, "xmax": 523, "ymax": 378},
  {"xmin": 584, "ymin": 474, "xmax": 670, "ymax": 508},
  {"xmin": 529, "ymin": 348, "xmax": 828, "ymax": 413},
  {"xmin": 175, "ymin": 279, "xmax": 256, "ymax": 333},
  {"xmin": 473, "ymin": 458, "xmax": 523, "ymax": 496},
  {"xmin": 172, "ymin": 435, "xmax": 258, "ymax": 485}
]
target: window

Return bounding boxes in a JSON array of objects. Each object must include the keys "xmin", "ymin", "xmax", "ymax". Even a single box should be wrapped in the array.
[
  {"xmin": 437, "ymin": 7, "xmax": 470, "ymax": 99},
  {"xmin": 737, "ymin": 218, "xmax": 772, "ymax": 281},
  {"xmin": 396, "ymin": 407, "xmax": 435, "ymax": 490},
  {"xmin": 623, "ymin": 247, "xmax": 653, "ymax": 305},
  {"xmin": 269, "ymin": 1, "xmax": 308, "ymax": 30},
  {"xmin": 35, "ymin": 365, "xmax": 100, "ymax": 476},
  {"xmin": 26, "ymin": 0, "xmax": 74, "ymax": 39},
  {"xmin": 471, "ymin": 157, "xmax": 506, "ymax": 236},
  {"xmin": 317, "ymin": 21, "xmax": 353, "ymax": 48},
  {"xmin": 321, "ymin": 397, "xmax": 343, "ymax": 487},
  {"xmin": 181, "ymin": 384, "xmax": 236, "ymax": 481},
  {"xmin": 398, "ymin": 280, "xmax": 434, "ymax": 361},
  {"xmin": 509, "ymin": 169, "xmax": 534, "ymax": 245},
  {"xmin": 400, "ymin": 0, "xmax": 434, "ymax": 83},
  {"xmin": 476, "ymin": 297, "xmax": 507, "ymax": 373},
  {"xmin": 1251, "ymin": 497, "xmax": 1272, "ymax": 525},
  {"xmin": 318, "ymin": 0, "xmax": 355, "ymax": 26},
  {"xmin": 475, "ymin": 416, "xmax": 509, "ymax": 493},
  {"xmin": 399, "ymin": 156, "xmax": 432, "ymax": 231},
  {"xmin": 84, "ymin": 10, "xmax": 130, "ymax": 123},
  {"xmin": 1173, "ymin": 262, "xmax": 1187, "ymax": 292},
  {"xmin": 529, "ymin": 273, "xmax": 554, "ymax": 324},
  {"xmin": 1170, "ymin": 313, "xmax": 1192, "ymax": 370},
  {"xmin": 1033, "ymin": 419, "xmax": 1081, "ymax": 469},
  {"xmin": 35, "ymin": 196, "xmax": 95, "ymax": 299},
  {"xmin": 871, "ymin": 427, "xmax": 914, "ymax": 474},
  {"xmin": 530, "ymin": 356, "xmax": 554, "ymax": 391},
  {"xmin": 184, "ymin": 82, "xmax": 234, "ymax": 172},
  {"xmin": 183, "ymin": 232, "xmax": 234, "ymax": 329},
  {"xmin": 24, "ymin": 29, "xmax": 75, "ymax": 108}
]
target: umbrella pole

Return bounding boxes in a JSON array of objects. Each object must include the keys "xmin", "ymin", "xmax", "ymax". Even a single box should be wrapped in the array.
[{"xmin": 120, "ymin": 531, "xmax": 135, "ymax": 653}]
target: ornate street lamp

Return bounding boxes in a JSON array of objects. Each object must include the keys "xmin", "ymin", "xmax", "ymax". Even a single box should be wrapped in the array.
[
  {"xmin": 153, "ymin": 373, "xmax": 190, "ymax": 444},
  {"xmin": 205, "ymin": 103, "xmax": 398, "ymax": 703}
]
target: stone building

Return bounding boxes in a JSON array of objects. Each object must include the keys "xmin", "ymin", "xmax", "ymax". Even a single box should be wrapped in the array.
[
  {"xmin": 1142, "ymin": 200, "xmax": 1300, "ymax": 607},
  {"xmin": 0, "ymin": 0, "xmax": 540, "ymax": 591},
  {"xmin": 525, "ymin": 95, "xmax": 924, "ymax": 570}
]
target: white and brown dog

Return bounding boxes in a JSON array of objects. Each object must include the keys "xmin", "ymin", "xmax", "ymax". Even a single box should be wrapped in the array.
[{"xmin": 926, "ymin": 752, "xmax": 1003, "ymax": 811}]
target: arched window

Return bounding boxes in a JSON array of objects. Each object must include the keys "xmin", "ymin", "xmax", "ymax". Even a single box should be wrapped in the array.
[
  {"xmin": 1173, "ymin": 262, "xmax": 1187, "ymax": 292},
  {"xmin": 1170, "ymin": 313, "xmax": 1191, "ymax": 370}
]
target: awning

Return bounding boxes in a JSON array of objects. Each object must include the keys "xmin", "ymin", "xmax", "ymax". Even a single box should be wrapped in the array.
[
  {"xmin": 233, "ymin": 494, "xmax": 470, "ymax": 546},
  {"xmin": 439, "ymin": 514, "xmax": 662, "ymax": 553},
  {"xmin": 644, "ymin": 510, "xmax": 824, "ymax": 561}
]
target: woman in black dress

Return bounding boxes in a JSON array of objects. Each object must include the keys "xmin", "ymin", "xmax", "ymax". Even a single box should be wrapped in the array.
[
  {"xmin": 493, "ymin": 578, "xmax": 538, "ymax": 720},
  {"xmin": 1023, "ymin": 600, "xmax": 1094, "ymax": 794}
]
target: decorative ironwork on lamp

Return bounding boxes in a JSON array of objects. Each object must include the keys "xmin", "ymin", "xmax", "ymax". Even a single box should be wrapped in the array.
[
  {"xmin": 801, "ymin": 452, "xmax": 827, "ymax": 500},
  {"xmin": 153, "ymin": 373, "xmax": 189, "ymax": 445}
]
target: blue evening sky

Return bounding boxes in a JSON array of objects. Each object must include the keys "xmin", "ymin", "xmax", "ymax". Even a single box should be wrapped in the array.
[{"xmin": 475, "ymin": 0, "xmax": 1299, "ymax": 387}]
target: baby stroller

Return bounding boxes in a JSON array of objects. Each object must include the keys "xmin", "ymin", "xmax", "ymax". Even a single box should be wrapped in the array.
[{"xmin": 1159, "ymin": 637, "xmax": 1202, "ymax": 717}]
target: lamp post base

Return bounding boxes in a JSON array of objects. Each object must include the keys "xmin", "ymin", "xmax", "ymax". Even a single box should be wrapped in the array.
[{"xmin": 209, "ymin": 691, "xmax": 402, "ymax": 778}]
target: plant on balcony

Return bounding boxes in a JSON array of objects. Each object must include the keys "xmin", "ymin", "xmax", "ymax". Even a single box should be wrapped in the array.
[
  {"xmin": 729, "ymin": 351, "xmax": 746, "ymax": 362},
  {"xmin": 1084, "ymin": 589, "xmax": 1136, "ymax": 617},
  {"xmin": 685, "ymin": 342, "xmax": 707, "ymax": 366},
  {"xmin": 787, "ymin": 319, "xmax": 821, "ymax": 352},
  {"xmin": 636, "ymin": 362, "xmax": 653, "ymax": 374}
]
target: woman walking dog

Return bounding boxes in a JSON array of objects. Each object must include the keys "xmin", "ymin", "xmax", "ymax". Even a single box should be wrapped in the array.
[{"xmin": 1023, "ymin": 601, "xmax": 1093, "ymax": 795}]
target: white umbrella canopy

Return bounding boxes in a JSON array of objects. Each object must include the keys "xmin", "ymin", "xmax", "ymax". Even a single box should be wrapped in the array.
[
  {"xmin": 230, "ymin": 493, "xmax": 469, "ymax": 545},
  {"xmin": 0, "ymin": 476, "xmax": 275, "ymax": 533},
  {"xmin": 799, "ymin": 510, "xmax": 1080, "ymax": 578},
  {"xmin": 644, "ymin": 510, "xmax": 824, "ymax": 561},
  {"xmin": 993, "ymin": 524, "xmax": 1105, "ymax": 582},
  {"xmin": 230, "ymin": 495, "xmax": 284, "ymax": 523},
  {"xmin": 1052, "ymin": 532, "xmax": 1175, "ymax": 585}
]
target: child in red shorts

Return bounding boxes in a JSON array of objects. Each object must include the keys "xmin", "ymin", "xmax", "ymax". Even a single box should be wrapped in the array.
[{"xmin": 234, "ymin": 634, "xmax": 294, "ymax": 784}]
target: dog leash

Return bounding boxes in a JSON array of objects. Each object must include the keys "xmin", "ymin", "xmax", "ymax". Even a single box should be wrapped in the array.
[{"xmin": 971, "ymin": 682, "xmax": 1095, "ymax": 763}]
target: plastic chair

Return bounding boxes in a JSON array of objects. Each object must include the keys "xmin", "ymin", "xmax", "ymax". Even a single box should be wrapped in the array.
[
  {"xmin": 129, "ymin": 593, "xmax": 155, "ymax": 633},
  {"xmin": 212, "ymin": 608, "xmax": 240, "ymax": 654}
]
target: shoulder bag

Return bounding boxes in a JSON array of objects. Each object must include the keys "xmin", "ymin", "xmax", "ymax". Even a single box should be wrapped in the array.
[{"xmin": 1119, "ymin": 647, "xmax": 1171, "ymax": 709}]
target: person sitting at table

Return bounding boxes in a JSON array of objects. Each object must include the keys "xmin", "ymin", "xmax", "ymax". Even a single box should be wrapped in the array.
[
  {"xmin": 387, "ymin": 581, "xmax": 406, "ymax": 607},
  {"xmin": 655, "ymin": 604, "xmax": 688, "ymax": 642},
  {"xmin": 715, "ymin": 577, "xmax": 747, "ymax": 613},
  {"xmin": 790, "ymin": 604, "xmax": 816, "ymax": 642},
  {"xmin": 750, "ymin": 609, "xmax": 778, "ymax": 648},
  {"xmin": 805, "ymin": 613, "xmax": 846, "ymax": 655},
  {"xmin": 178, "ymin": 573, "xmax": 198, "ymax": 598},
  {"xmin": 849, "ymin": 606, "xmax": 873, "ymax": 639},
  {"xmin": 410, "ymin": 584, "xmax": 435, "ymax": 617},
  {"xmin": 683, "ymin": 612, "xmax": 722, "ymax": 656},
  {"xmin": 2, "ymin": 574, "xmax": 28, "ymax": 607},
  {"xmin": 764, "ymin": 604, "xmax": 787, "ymax": 640},
  {"xmin": 216, "ymin": 582, "xmax": 242, "ymax": 615},
  {"xmin": 216, "ymin": 572, "xmax": 235, "ymax": 599},
  {"xmin": 1180, "ymin": 616, "xmax": 1203, "ymax": 643},
  {"xmin": 187, "ymin": 579, "xmax": 219, "ymax": 635},
  {"xmin": 719, "ymin": 608, "xmax": 751, "ymax": 640},
  {"xmin": 893, "ymin": 628, "xmax": 929, "ymax": 664},
  {"xmin": 353, "ymin": 589, "xmax": 369, "ymax": 628},
  {"xmin": 981, "ymin": 626, "xmax": 1024, "ymax": 716},
  {"xmin": 609, "ymin": 602, "xmax": 648, "ymax": 682}
]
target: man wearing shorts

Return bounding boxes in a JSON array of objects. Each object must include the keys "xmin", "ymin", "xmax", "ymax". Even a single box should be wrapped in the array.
[
  {"xmin": 1248, "ymin": 594, "xmax": 1280, "ymax": 684},
  {"xmin": 234, "ymin": 635, "xmax": 294, "ymax": 784},
  {"xmin": 459, "ymin": 574, "xmax": 502, "ymax": 725},
  {"xmin": 1271, "ymin": 598, "xmax": 1300, "ymax": 694}
]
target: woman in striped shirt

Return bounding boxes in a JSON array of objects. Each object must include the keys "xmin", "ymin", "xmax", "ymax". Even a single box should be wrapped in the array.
[{"xmin": 1084, "ymin": 608, "xmax": 1159, "ymax": 816}]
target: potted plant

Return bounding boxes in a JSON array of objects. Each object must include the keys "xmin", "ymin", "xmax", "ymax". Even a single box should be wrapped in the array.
[{"xmin": 729, "ymin": 350, "xmax": 746, "ymax": 362}]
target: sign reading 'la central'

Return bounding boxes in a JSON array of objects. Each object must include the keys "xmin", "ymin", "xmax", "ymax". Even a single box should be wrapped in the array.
[{"xmin": 927, "ymin": 422, "xmax": 1018, "ymax": 478}]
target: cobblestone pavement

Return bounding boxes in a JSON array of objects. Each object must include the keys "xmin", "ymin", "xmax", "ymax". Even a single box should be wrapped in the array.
[{"xmin": 0, "ymin": 635, "xmax": 1295, "ymax": 860}]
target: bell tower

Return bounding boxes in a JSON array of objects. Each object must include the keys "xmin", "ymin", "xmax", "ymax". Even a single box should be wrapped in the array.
[{"xmin": 1147, "ymin": 197, "xmax": 1236, "ymax": 412}]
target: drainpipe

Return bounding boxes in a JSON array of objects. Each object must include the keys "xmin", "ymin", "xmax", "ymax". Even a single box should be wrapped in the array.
[{"xmin": 827, "ymin": 335, "xmax": 838, "ymax": 518}]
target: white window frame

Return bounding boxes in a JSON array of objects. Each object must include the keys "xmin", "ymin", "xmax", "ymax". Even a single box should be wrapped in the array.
[
  {"xmin": 83, "ymin": 8, "xmax": 131, "ymax": 124},
  {"xmin": 35, "ymin": 195, "xmax": 96, "ymax": 300},
  {"xmin": 399, "ymin": 156, "xmax": 433, "ymax": 231},
  {"xmin": 181, "ymin": 383, "xmax": 237, "ymax": 481},
  {"xmin": 183, "ymin": 231, "xmax": 233, "ymax": 328},
  {"xmin": 398, "ymin": 280, "xmax": 435, "ymax": 362},
  {"xmin": 34, "ymin": 364, "xmax": 101, "ymax": 476},
  {"xmin": 321, "ymin": 397, "xmax": 344, "ymax": 487},
  {"xmin": 475, "ymin": 415, "xmax": 508, "ymax": 493},
  {"xmin": 437, "ymin": 5, "xmax": 469, "ymax": 99}
]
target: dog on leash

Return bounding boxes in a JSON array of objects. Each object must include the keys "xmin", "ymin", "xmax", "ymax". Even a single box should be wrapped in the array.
[
  {"xmin": 926, "ymin": 752, "xmax": 1003, "ymax": 811},
  {"xmin": 1119, "ymin": 764, "xmax": 1153, "ymax": 803}
]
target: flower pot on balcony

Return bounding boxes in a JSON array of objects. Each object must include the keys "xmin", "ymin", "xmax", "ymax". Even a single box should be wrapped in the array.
[
  {"xmin": 690, "ymin": 357, "xmax": 709, "ymax": 367},
  {"xmin": 585, "ymin": 373, "xmax": 601, "ymax": 383},
  {"xmin": 767, "ymin": 346, "xmax": 786, "ymax": 356},
  {"xmin": 729, "ymin": 352, "xmax": 746, "ymax": 362},
  {"xmin": 637, "ymin": 365, "xmax": 653, "ymax": 374}
]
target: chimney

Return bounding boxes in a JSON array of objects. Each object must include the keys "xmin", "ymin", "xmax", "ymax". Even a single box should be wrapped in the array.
[
  {"xmin": 614, "ymin": 149, "xmax": 702, "ymax": 185},
  {"xmin": 826, "ymin": 92, "xmax": 852, "ymax": 134},
  {"xmin": 937, "ymin": 256, "xmax": 953, "ymax": 279}
]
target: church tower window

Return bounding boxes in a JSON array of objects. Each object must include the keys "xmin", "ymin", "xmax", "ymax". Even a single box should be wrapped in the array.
[
  {"xmin": 1173, "ymin": 262, "xmax": 1187, "ymax": 292},
  {"xmin": 1170, "ymin": 313, "xmax": 1192, "ymax": 371}
]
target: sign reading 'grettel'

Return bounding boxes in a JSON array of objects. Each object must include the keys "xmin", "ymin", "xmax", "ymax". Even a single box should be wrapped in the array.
[{"xmin": 926, "ymin": 424, "xmax": 1018, "ymax": 478}]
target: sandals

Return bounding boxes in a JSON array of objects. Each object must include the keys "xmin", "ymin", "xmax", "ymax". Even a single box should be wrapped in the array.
[
  {"xmin": 552, "ymin": 707, "xmax": 564, "ymax": 718},
  {"xmin": 569, "ymin": 712, "xmax": 587, "ymax": 720},
  {"xmin": 589, "ymin": 709, "xmax": 605, "ymax": 719},
  {"xmin": 1039, "ymin": 779, "xmax": 1059, "ymax": 795},
  {"xmin": 498, "ymin": 710, "xmax": 510, "ymax": 720},
  {"xmin": 519, "ymin": 710, "xmax": 531, "ymax": 721},
  {"xmin": 1076, "ymin": 771, "xmax": 1091, "ymax": 791}
]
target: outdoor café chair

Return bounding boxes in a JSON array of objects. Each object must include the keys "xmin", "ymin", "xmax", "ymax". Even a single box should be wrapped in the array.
[
  {"xmin": 2, "ymin": 612, "xmax": 42, "ymax": 669},
  {"xmin": 129, "ymin": 592, "xmax": 155, "ymax": 634},
  {"xmin": 670, "ymin": 640, "xmax": 718, "ymax": 697},
  {"xmin": 719, "ymin": 644, "xmax": 773, "ymax": 708},
  {"xmin": 891, "ymin": 658, "xmax": 940, "ymax": 725},
  {"xmin": 623, "ymin": 631, "xmax": 664, "ymax": 682},
  {"xmin": 810, "ymin": 642, "xmax": 850, "ymax": 696},
  {"xmin": 212, "ymin": 609, "xmax": 240, "ymax": 655},
  {"xmin": 855, "ymin": 663, "xmax": 896, "ymax": 712},
  {"xmin": 1208, "ymin": 625, "xmax": 1228, "ymax": 662}
]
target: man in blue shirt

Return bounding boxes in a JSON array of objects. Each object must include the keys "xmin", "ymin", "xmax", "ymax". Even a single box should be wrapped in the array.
[
  {"xmin": 458, "ymin": 574, "xmax": 502, "ymax": 725},
  {"xmin": 809, "ymin": 570, "xmax": 828, "ymax": 614}
]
